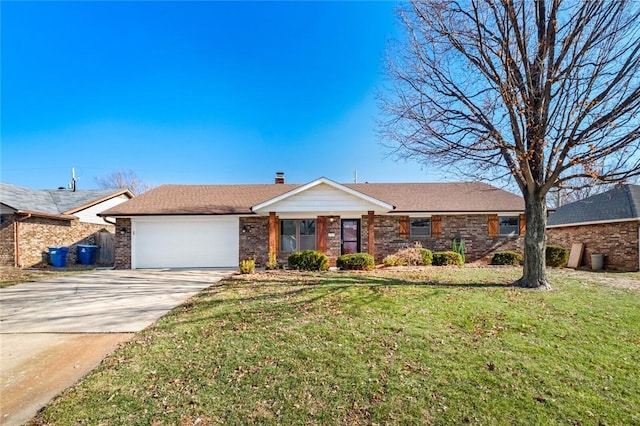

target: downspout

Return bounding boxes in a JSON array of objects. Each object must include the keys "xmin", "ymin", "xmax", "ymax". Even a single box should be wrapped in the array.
[
  {"xmin": 103, "ymin": 216, "xmax": 116, "ymax": 226},
  {"xmin": 14, "ymin": 213, "xmax": 32, "ymax": 268}
]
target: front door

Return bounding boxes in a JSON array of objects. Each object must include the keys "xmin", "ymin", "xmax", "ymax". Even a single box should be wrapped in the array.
[{"xmin": 341, "ymin": 219, "xmax": 360, "ymax": 255}]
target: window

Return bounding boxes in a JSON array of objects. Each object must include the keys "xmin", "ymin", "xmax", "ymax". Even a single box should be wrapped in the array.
[
  {"xmin": 499, "ymin": 216, "xmax": 519, "ymax": 235},
  {"xmin": 410, "ymin": 218, "xmax": 431, "ymax": 237},
  {"xmin": 280, "ymin": 219, "xmax": 316, "ymax": 252}
]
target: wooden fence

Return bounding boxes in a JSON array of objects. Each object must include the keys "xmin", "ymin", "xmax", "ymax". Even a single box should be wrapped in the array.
[{"xmin": 95, "ymin": 231, "xmax": 115, "ymax": 265}]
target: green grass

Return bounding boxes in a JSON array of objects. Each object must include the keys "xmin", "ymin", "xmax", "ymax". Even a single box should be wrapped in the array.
[{"xmin": 31, "ymin": 268, "xmax": 640, "ymax": 425}]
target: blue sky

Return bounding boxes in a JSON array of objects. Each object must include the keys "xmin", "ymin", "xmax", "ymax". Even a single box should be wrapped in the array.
[{"xmin": 1, "ymin": 1, "xmax": 442, "ymax": 190}]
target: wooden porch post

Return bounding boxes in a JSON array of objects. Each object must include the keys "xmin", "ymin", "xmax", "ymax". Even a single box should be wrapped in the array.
[
  {"xmin": 368, "ymin": 210, "xmax": 375, "ymax": 257},
  {"xmin": 268, "ymin": 212, "xmax": 277, "ymax": 256}
]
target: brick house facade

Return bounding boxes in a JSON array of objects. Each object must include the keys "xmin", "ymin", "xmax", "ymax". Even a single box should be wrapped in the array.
[
  {"xmin": 547, "ymin": 221, "xmax": 640, "ymax": 271},
  {"xmin": 233, "ymin": 214, "xmax": 523, "ymax": 267},
  {"xmin": 0, "ymin": 215, "xmax": 114, "ymax": 267},
  {"xmin": 1, "ymin": 183, "xmax": 133, "ymax": 268},
  {"xmin": 546, "ymin": 184, "xmax": 640, "ymax": 272},
  {"xmin": 105, "ymin": 177, "xmax": 526, "ymax": 269}
]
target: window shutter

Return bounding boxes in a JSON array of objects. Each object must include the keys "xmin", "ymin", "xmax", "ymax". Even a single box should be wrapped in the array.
[
  {"xmin": 431, "ymin": 215, "xmax": 442, "ymax": 237},
  {"xmin": 519, "ymin": 214, "xmax": 526, "ymax": 236},
  {"xmin": 317, "ymin": 217, "xmax": 327, "ymax": 252},
  {"xmin": 488, "ymin": 215, "xmax": 499, "ymax": 236},
  {"xmin": 399, "ymin": 216, "xmax": 409, "ymax": 239}
]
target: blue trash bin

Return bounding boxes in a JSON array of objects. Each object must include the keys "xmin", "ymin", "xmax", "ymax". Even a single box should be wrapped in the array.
[
  {"xmin": 77, "ymin": 244, "xmax": 99, "ymax": 265},
  {"xmin": 49, "ymin": 246, "xmax": 69, "ymax": 267}
]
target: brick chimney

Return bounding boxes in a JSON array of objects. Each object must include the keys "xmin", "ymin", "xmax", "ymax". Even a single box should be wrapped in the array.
[{"xmin": 275, "ymin": 172, "xmax": 285, "ymax": 184}]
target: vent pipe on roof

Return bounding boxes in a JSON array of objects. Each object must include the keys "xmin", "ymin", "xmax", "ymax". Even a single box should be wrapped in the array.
[
  {"xmin": 275, "ymin": 172, "xmax": 285, "ymax": 184},
  {"xmin": 70, "ymin": 167, "xmax": 77, "ymax": 192}
]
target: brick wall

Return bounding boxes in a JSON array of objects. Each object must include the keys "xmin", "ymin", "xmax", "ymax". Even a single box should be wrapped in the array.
[
  {"xmin": 325, "ymin": 216, "xmax": 341, "ymax": 266},
  {"xmin": 547, "ymin": 221, "xmax": 640, "ymax": 271},
  {"xmin": 239, "ymin": 216, "xmax": 342, "ymax": 266},
  {"xmin": 15, "ymin": 216, "xmax": 114, "ymax": 267},
  {"xmin": 0, "ymin": 215, "xmax": 16, "ymax": 266},
  {"xmin": 239, "ymin": 216, "xmax": 269, "ymax": 265},
  {"xmin": 363, "ymin": 214, "xmax": 523, "ymax": 263},
  {"xmin": 114, "ymin": 218, "xmax": 132, "ymax": 269}
]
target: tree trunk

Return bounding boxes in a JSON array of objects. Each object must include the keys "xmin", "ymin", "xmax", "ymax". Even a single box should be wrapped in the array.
[{"xmin": 515, "ymin": 191, "xmax": 551, "ymax": 290}]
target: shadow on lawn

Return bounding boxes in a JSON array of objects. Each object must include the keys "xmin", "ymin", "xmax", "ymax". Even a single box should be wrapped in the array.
[{"xmin": 167, "ymin": 273, "xmax": 513, "ymax": 329}]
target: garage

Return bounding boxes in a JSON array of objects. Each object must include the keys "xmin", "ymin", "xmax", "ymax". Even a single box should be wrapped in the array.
[{"xmin": 132, "ymin": 216, "xmax": 239, "ymax": 268}]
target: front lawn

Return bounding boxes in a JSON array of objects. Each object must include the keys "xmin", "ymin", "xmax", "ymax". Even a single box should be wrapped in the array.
[{"xmin": 31, "ymin": 268, "xmax": 639, "ymax": 425}]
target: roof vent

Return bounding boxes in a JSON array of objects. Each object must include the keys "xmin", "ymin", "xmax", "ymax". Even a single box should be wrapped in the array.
[{"xmin": 275, "ymin": 172, "xmax": 285, "ymax": 184}]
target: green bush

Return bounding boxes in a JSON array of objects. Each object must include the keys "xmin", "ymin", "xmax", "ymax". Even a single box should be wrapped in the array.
[
  {"xmin": 546, "ymin": 245, "xmax": 569, "ymax": 267},
  {"xmin": 432, "ymin": 251, "xmax": 464, "ymax": 266},
  {"xmin": 336, "ymin": 253, "xmax": 375, "ymax": 271},
  {"xmin": 491, "ymin": 251, "xmax": 523, "ymax": 266},
  {"xmin": 239, "ymin": 258, "xmax": 255, "ymax": 274},
  {"xmin": 420, "ymin": 248, "xmax": 433, "ymax": 266},
  {"xmin": 383, "ymin": 255, "xmax": 400, "ymax": 267},
  {"xmin": 288, "ymin": 250, "xmax": 329, "ymax": 271}
]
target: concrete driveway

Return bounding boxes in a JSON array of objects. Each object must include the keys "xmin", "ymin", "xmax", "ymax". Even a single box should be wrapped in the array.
[{"xmin": 0, "ymin": 268, "xmax": 233, "ymax": 426}]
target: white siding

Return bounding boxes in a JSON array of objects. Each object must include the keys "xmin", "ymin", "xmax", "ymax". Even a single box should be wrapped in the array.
[
  {"xmin": 75, "ymin": 195, "xmax": 129, "ymax": 224},
  {"xmin": 256, "ymin": 183, "xmax": 382, "ymax": 214},
  {"xmin": 132, "ymin": 216, "xmax": 239, "ymax": 268}
]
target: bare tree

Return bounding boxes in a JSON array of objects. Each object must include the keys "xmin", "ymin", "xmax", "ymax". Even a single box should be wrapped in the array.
[
  {"xmin": 380, "ymin": 0, "xmax": 640, "ymax": 289},
  {"xmin": 95, "ymin": 170, "xmax": 153, "ymax": 195},
  {"xmin": 548, "ymin": 176, "xmax": 639, "ymax": 208}
]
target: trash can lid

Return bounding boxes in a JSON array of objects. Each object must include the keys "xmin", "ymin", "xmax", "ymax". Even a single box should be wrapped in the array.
[{"xmin": 77, "ymin": 244, "xmax": 99, "ymax": 248}]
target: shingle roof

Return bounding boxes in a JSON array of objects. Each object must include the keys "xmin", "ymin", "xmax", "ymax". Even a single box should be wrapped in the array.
[
  {"xmin": 100, "ymin": 181, "xmax": 524, "ymax": 216},
  {"xmin": 547, "ymin": 184, "xmax": 640, "ymax": 227},
  {"xmin": 0, "ymin": 183, "xmax": 131, "ymax": 217}
]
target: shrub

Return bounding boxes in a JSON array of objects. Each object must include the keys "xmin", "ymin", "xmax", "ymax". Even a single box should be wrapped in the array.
[
  {"xmin": 491, "ymin": 251, "xmax": 523, "ymax": 266},
  {"xmin": 383, "ymin": 255, "xmax": 400, "ymax": 267},
  {"xmin": 239, "ymin": 258, "xmax": 255, "ymax": 274},
  {"xmin": 337, "ymin": 253, "xmax": 375, "ymax": 271},
  {"xmin": 451, "ymin": 238, "xmax": 466, "ymax": 264},
  {"xmin": 420, "ymin": 248, "xmax": 433, "ymax": 266},
  {"xmin": 432, "ymin": 251, "xmax": 464, "ymax": 266},
  {"xmin": 265, "ymin": 252, "xmax": 278, "ymax": 270},
  {"xmin": 546, "ymin": 245, "xmax": 569, "ymax": 267},
  {"xmin": 395, "ymin": 247, "xmax": 424, "ymax": 266},
  {"xmin": 288, "ymin": 250, "xmax": 329, "ymax": 271}
]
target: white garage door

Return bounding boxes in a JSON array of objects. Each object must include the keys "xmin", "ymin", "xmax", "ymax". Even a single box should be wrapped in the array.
[{"xmin": 132, "ymin": 217, "xmax": 239, "ymax": 268}]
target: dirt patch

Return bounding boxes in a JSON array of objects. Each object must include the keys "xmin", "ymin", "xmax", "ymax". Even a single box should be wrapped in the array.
[{"xmin": 1, "ymin": 333, "xmax": 133, "ymax": 426}]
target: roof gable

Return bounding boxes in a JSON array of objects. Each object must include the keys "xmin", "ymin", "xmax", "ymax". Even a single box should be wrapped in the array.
[
  {"xmin": 251, "ymin": 178, "xmax": 394, "ymax": 214},
  {"xmin": 547, "ymin": 184, "xmax": 640, "ymax": 227},
  {"xmin": 0, "ymin": 183, "xmax": 133, "ymax": 217}
]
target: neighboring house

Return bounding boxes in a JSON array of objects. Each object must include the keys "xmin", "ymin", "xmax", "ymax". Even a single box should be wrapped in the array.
[
  {"xmin": 100, "ymin": 174, "xmax": 526, "ymax": 269},
  {"xmin": 0, "ymin": 183, "xmax": 134, "ymax": 267},
  {"xmin": 547, "ymin": 184, "xmax": 640, "ymax": 272}
]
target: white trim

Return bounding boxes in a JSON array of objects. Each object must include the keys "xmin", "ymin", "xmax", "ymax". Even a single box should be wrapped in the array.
[
  {"xmin": 546, "ymin": 217, "xmax": 640, "ymax": 228},
  {"xmin": 251, "ymin": 177, "xmax": 394, "ymax": 213}
]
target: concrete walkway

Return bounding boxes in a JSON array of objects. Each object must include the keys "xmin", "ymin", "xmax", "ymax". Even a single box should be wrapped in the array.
[{"xmin": 0, "ymin": 269, "xmax": 233, "ymax": 426}]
